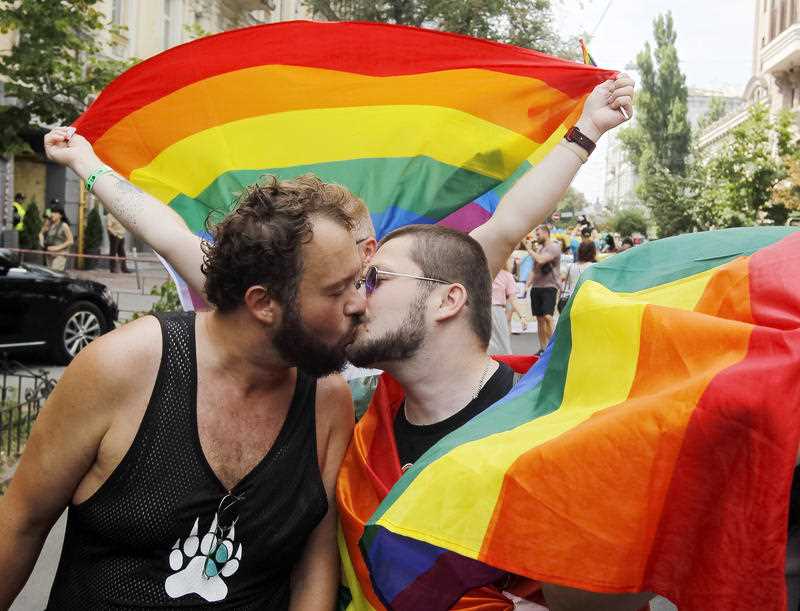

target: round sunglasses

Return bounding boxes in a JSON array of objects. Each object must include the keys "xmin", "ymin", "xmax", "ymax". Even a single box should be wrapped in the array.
[{"xmin": 356, "ymin": 265, "xmax": 451, "ymax": 296}]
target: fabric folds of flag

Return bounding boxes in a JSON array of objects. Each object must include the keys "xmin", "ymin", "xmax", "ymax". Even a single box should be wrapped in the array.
[
  {"xmin": 359, "ymin": 227, "xmax": 800, "ymax": 611},
  {"xmin": 73, "ymin": 20, "xmax": 613, "ymax": 239},
  {"xmin": 337, "ymin": 357, "xmax": 540, "ymax": 611}
]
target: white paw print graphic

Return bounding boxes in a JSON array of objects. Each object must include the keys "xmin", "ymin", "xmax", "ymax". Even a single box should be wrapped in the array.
[{"xmin": 164, "ymin": 513, "xmax": 243, "ymax": 602}]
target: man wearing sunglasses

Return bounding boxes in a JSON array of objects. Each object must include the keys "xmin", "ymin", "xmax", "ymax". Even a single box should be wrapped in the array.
[{"xmin": 31, "ymin": 74, "xmax": 643, "ymax": 610}]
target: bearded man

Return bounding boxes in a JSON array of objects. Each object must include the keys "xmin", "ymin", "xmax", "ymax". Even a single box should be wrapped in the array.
[{"xmin": 0, "ymin": 170, "xmax": 364, "ymax": 609}]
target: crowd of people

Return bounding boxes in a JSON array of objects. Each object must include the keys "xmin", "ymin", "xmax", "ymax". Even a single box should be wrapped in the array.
[{"xmin": 488, "ymin": 213, "xmax": 640, "ymax": 356}]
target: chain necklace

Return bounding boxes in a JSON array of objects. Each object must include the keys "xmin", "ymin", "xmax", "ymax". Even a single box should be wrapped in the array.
[{"xmin": 471, "ymin": 359, "xmax": 493, "ymax": 402}]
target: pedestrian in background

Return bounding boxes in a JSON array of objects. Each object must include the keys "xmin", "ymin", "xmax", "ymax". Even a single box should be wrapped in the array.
[
  {"xmin": 106, "ymin": 211, "xmax": 131, "ymax": 273},
  {"xmin": 524, "ymin": 225, "xmax": 562, "ymax": 355},
  {"xmin": 559, "ymin": 241, "xmax": 597, "ymax": 313},
  {"xmin": 488, "ymin": 261, "xmax": 528, "ymax": 355},
  {"xmin": 41, "ymin": 205, "xmax": 73, "ymax": 271}
]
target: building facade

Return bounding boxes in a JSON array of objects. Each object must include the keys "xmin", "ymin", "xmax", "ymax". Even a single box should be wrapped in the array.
[
  {"xmin": 699, "ymin": 0, "xmax": 800, "ymax": 150},
  {"xmin": 604, "ymin": 89, "xmax": 743, "ymax": 211}
]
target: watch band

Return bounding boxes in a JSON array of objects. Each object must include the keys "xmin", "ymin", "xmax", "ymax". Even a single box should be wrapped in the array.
[{"xmin": 564, "ymin": 126, "xmax": 596, "ymax": 156}]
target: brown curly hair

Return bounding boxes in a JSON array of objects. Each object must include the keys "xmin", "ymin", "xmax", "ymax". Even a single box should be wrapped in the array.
[{"xmin": 202, "ymin": 174, "xmax": 355, "ymax": 312}]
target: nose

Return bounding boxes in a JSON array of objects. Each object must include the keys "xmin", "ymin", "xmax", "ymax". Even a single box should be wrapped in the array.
[{"xmin": 344, "ymin": 285, "xmax": 367, "ymax": 317}]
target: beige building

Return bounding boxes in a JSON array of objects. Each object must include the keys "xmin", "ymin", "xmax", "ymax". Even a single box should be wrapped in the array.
[
  {"xmin": 1, "ymin": 0, "xmax": 313, "ymax": 242},
  {"xmin": 699, "ymin": 0, "xmax": 800, "ymax": 150},
  {"xmin": 604, "ymin": 89, "xmax": 743, "ymax": 211}
]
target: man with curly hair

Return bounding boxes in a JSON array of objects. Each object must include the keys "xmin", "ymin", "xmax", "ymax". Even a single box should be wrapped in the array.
[{"xmin": 0, "ymin": 162, "xmax": 365, "ymax": 607}]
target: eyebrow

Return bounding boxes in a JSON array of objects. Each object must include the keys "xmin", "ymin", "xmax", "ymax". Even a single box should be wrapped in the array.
[{"xmin": 322, "ymin": 265, "xmax": 361, "ymax": 291}]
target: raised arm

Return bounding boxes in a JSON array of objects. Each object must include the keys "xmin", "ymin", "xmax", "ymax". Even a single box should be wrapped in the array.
[
  {"xmin": 471, "ymin": 75, "xmax": 634, "ymax": 278},
  {"xmin": 44, "ymin": 128, "xmax": 207, "ymax": 296}
]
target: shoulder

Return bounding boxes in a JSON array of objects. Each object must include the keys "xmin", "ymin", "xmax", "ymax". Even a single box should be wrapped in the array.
[
  {"xmin": 43, "ymin": 316, "xmax": 162, "ymax": 428},
  {"xmin": 313, "ymin": 373, "xmax": 355, "ymax": 477},
  {"xmin": 65, "ymin": 316, "xmax": 162, "ymax": 406},
  {"xmin": 315, "ymin": 374, "xmax": 355, "ymax": 435}
]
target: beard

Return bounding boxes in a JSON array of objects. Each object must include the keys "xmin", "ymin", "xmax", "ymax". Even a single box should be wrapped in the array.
[
  {"xmin": 346, "ymin": 289, "xmax": 427, "ymax": 367},
  {"xmin": 273, "ymin": 304, "xmax": 353, "ymax": 377}
]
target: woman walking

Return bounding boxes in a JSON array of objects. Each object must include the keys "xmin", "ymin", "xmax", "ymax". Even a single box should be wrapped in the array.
[{"xmin": 41, "ymin": 205, "xmax": 73, "ymax": 271}]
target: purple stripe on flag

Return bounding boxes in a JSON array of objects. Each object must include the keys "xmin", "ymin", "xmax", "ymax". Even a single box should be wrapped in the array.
[
  {"xmin": 437, "ymin": 202, "xmax": 493, "ymax": 233},
  {"xmin": 391, "ymin": 550, "xmax": 505, "ymax": 611},
  {"xmin": 362, "ymin": 527, "xmax": 444, "ymax": 604},
  {"xmin": 363, "ymin": 526, "xmax": 505, "ymax": 610}
]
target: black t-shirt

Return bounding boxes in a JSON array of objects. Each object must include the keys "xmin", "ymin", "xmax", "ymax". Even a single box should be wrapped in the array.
[{"xmin": 394, "ymin": 362, "xmax": 514, "ymax": 468}]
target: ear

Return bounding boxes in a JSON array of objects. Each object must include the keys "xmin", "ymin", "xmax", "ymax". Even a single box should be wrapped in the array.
[
  {"xmin": 432, "ymin": 283, "xmax": 468, "ymax": 323},
  {"xmin": 359, "ymin": 237, "xmax": 378, "ymax": 263},
  {"xmin": 243, "ymin": 285, "xmax": 280, "ymax": 326}
]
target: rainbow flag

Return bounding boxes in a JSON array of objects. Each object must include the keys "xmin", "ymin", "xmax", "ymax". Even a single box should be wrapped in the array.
[
  {"xmin": 338, "ymin": 356, "xmax": 541, "ymax": 611},
  {"xmin": 580, "ymin": 38, "xmax": 597, "ymax": 67},
  {"xmin": 357, "ymin": 227, "xmax": 800, "ymax": 610},
  {"xmin": 73, "ymin": 20, "xmax": 613, "ymax": 239}
]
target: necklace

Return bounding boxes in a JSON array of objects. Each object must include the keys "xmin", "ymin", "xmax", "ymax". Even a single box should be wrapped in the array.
[{"xmin": 471, "ymin": 359, "xmax": 493, "ymax": 402}]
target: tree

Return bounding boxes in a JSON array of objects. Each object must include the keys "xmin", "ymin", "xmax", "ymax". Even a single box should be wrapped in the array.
[
  {"xmin": 556, "ymin": 187, "xmax": 588, "ymax": 215},
  {"xmin": 693, "ymin": 105, "xmax": 798, "ymax": 228},
  {"xmin": 303, "ymin": 0, "xmax": 580, "ymax": 56},
  {"xmin": 609, "ymin": 208, "xmax": 648, "ymax": 237},
  {"xmin": 772, "ymin": 156, "xmax": 800, "ymax": 213},
  {"xmin": 620, "ymin": 12, "xmax": 693, "ymax": 237},
  {"xmin": 0, "ymin": 0, "xmax": 133, "ymax": 154},
  {"xmin": 18, "ymin": 200, "xmax": 42, "ymax": 250},
  {"xmin": 697, "ymin": 96, "xmax": 729, "ymax": 131}
]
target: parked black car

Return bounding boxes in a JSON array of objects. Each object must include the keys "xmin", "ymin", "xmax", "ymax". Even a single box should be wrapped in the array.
[{"xmin": 0, "ymin": 248, "xmax": 118, "ymax": 364}]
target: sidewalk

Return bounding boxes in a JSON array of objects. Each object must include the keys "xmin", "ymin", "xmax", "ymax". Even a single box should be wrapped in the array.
[{"xmin": 70, "ymin": 260, "xmax": 171, "ymax": 323}]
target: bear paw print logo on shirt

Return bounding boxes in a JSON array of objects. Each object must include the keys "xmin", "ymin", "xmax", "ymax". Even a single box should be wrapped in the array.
[{"xmin": 165, "ymin": 513, "xmax": 243, "ymax": 602}]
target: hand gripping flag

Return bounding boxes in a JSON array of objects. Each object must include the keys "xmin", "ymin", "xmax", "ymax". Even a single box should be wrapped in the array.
[
  {"xmin": 356, "ymin": 227, "xmax": 800, "ymax": 611},
  {"xmin": 73, "ymin": 20, "xmax": 613, "ymax": 239}
]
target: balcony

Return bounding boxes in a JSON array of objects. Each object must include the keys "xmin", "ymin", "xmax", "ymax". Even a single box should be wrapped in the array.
[{"xmin": 762, "ymin": 22, "xmax": 800, "ymax": 74}]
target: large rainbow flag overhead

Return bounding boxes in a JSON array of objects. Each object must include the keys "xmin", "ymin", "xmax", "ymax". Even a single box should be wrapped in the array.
[
  {"xmin": 73, "ymin": 20, "xmax": 613, "ymax": 238},
  {"xmin": 346, "ymin": 227, "xmax": 800, "ymax": 610}
]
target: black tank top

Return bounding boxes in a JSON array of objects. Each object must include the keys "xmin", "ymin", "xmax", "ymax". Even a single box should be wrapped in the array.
[{"xmin": 47, "ymin": 312, "xmax": 328, "ymax": 609}]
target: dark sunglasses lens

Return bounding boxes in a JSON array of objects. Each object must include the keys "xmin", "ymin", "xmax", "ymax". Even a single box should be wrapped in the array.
[{"xmin": 365, "ymin": 267, "xmax": 378, "ymax": 294}]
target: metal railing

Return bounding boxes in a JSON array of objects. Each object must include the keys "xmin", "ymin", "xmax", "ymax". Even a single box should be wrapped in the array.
[
  {"xmin": 0, "ymin": 360, "xmax": 56, "ymax": 458},
  {"xmin": 4, "ymin": 246, "xmax": 162, "ymax": 293}
]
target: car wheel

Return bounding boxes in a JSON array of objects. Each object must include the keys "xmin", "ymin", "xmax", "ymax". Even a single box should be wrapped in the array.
[{"xmin": 52, "ymin": 301, "xmax": 107, "ymax": 365}]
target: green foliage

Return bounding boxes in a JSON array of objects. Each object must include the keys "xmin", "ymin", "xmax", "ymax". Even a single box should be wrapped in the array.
[
  {"xmin": 303, "ymin": 0, "xmax": 580, "ymax": 57},
  {"xmin": 692, "ymin": 105, "xmax": 798, "ymax": 228},
  {"xmin": 131, "ymin": 281, "xmax": 182, "ymax": 320},
  {"xmin": 0, "ymin": 0, "xmax": 135, "ymax": 154},
  {"xmin": 621, "ymin": 12, "xmax": 693, "ymax": 237},
  {"xmin": 609, "ymin": 208, "xmax": 649, "ymax": 237},
  {"xmin": 556, "ymin": 187, "xmax": 588, "ymax": 215},
  {"xmin": 697, "ymin": 96, "xmax": 729, "ymax": 131},
  {"xmin": 84, "ymin": 206, "xmax": 104, "ymax": 252},
  {"xmin": 630, "ymin": 12, "xmax": 690, "ymax": 174},
  {"xmin": 18, "ymin": 200, "xmax": 42, "ymax": 250}
]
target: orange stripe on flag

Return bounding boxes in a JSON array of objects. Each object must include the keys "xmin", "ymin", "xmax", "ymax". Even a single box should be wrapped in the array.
[
  {"xmin": 479, "ymin": 304, "xmax": 753, "ymax": 591},
  {"xmin": 94, "ymin": 66, "xmax": 573, "ymax": 177}
]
